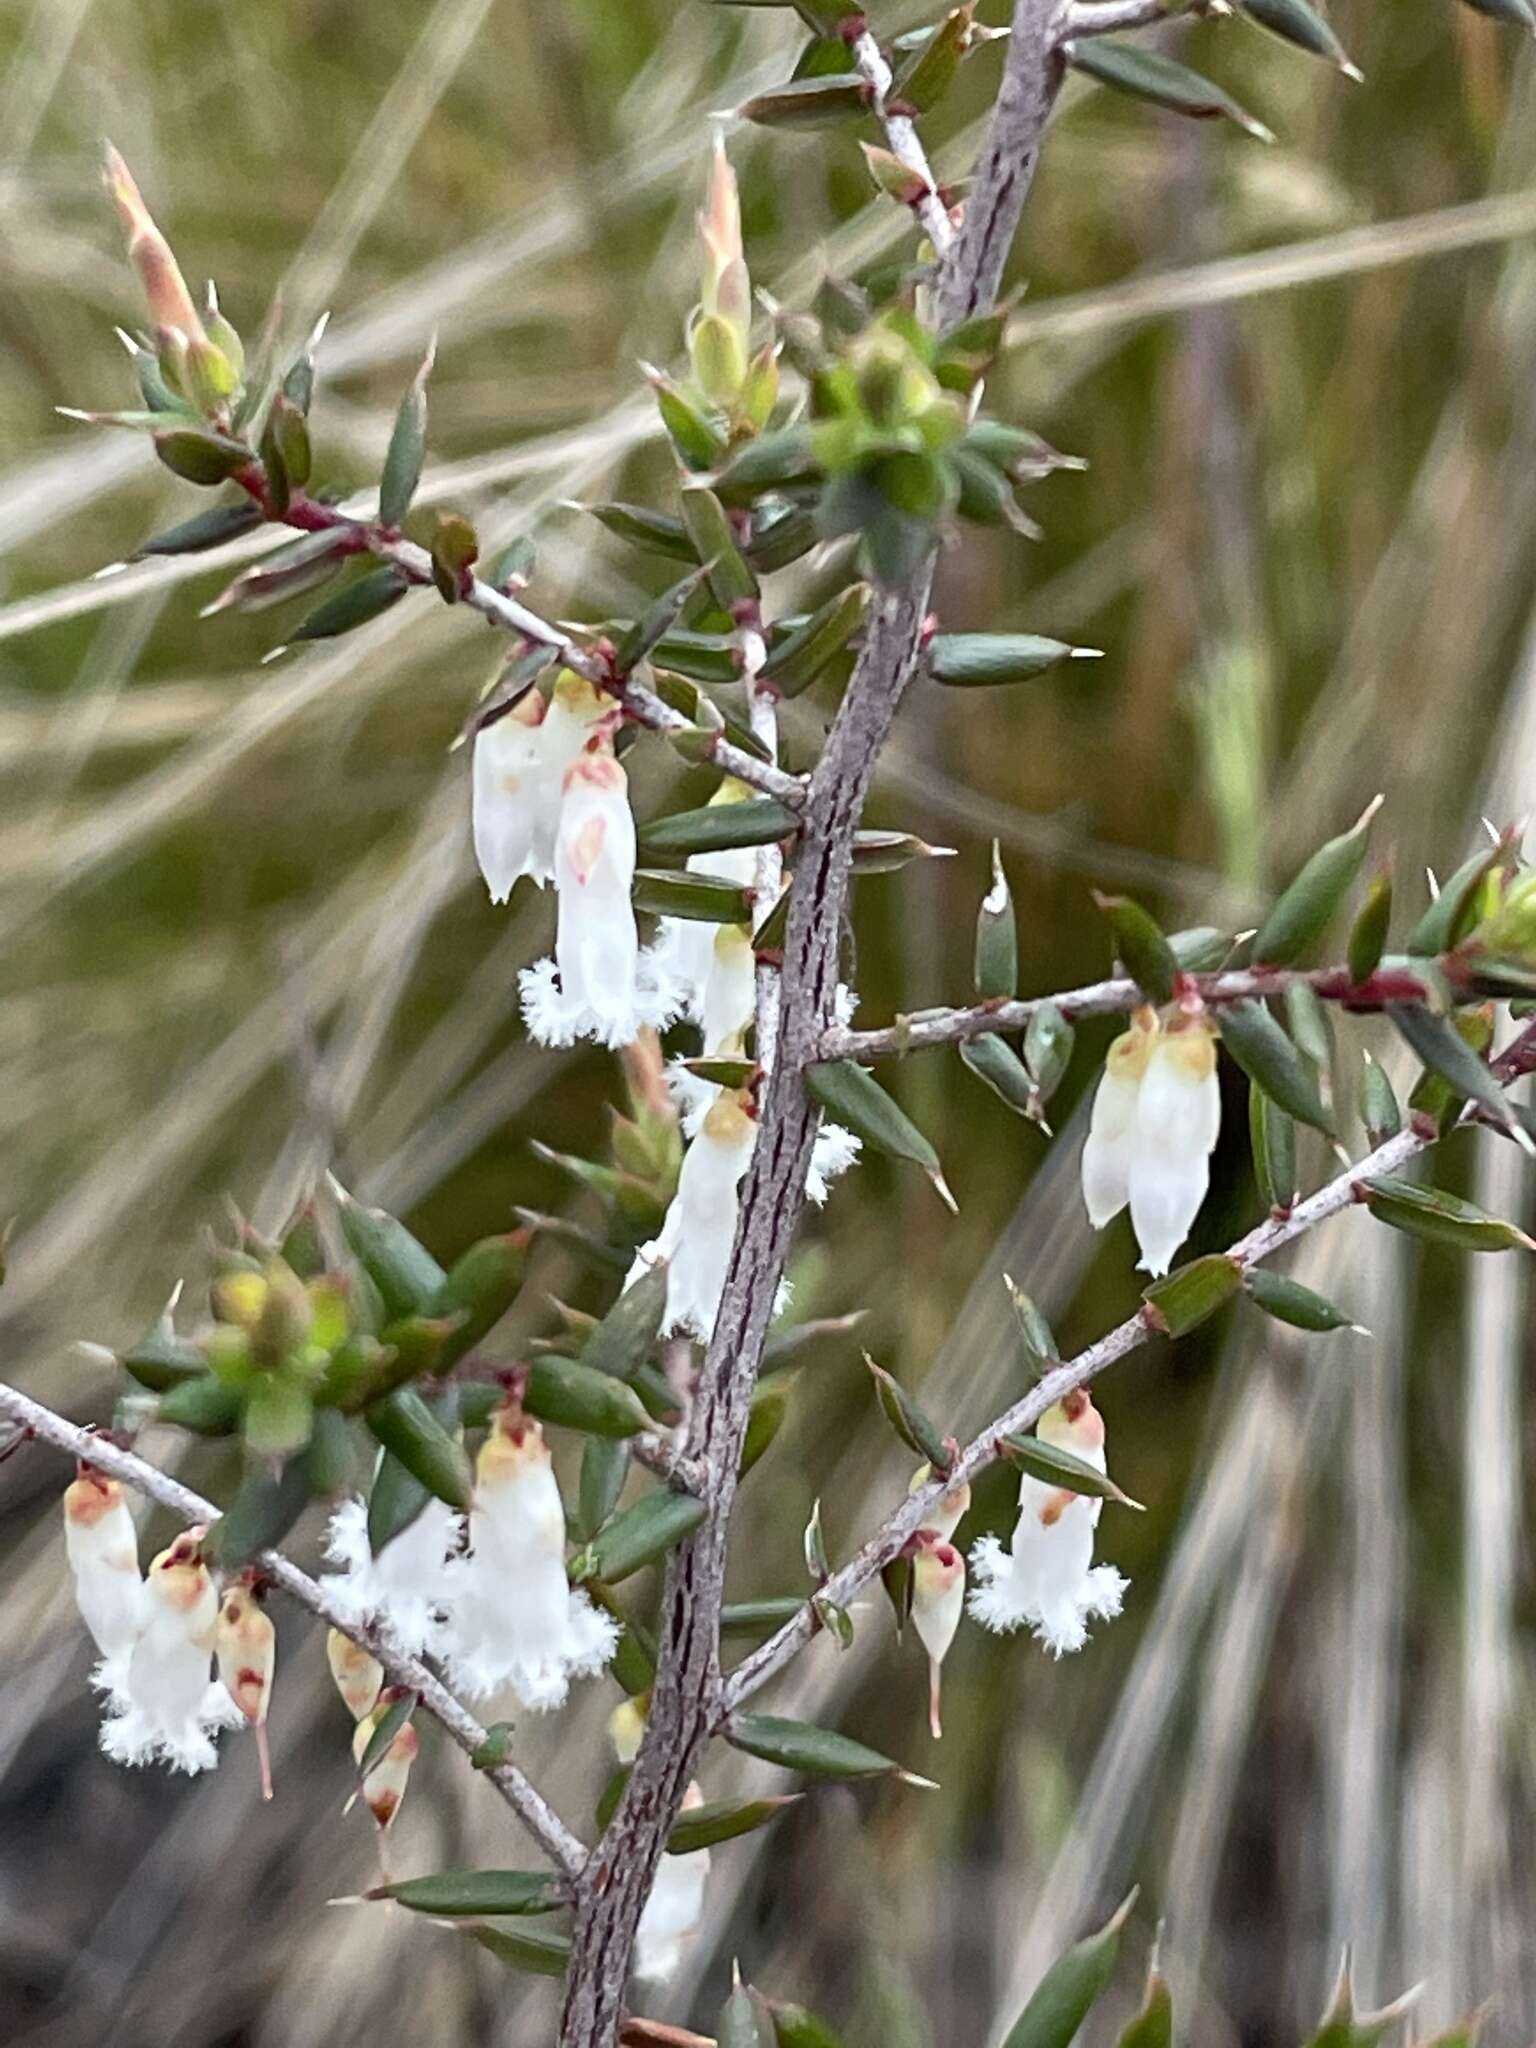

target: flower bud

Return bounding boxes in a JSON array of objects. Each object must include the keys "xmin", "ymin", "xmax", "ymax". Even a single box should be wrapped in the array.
[
  {"xmin": 912, "ymin": 1538, "xmax": 965, "ymax": 1738},
  {"xmin": 609, "ymin": 1694, "xmax": 649, "ymax": 1766},
  {"xmin": 352, "ymin": 1691, "xmax": 419, "ymax": 1828},
  {"xmin": 63, "ymin": 1463, "xmax": 144, "ymax": 1698},
  {"xmin": 216, "ymin": 1577, "xmax": 276, "ymax": 1800},
  {"xmin": 699, "ymin": 133, "xmax": 750, "ymax": 358},
  {"xmin": 909, "ymin": 1464, "xmax": 971, "ymax": 1542},
  {"xmin": 102, "ymin": 145, "xmax": 208, "ymax": 350},
  {"xmin": 326, "ymin": 1627, "xmax": 384, "ymax": 1722}
]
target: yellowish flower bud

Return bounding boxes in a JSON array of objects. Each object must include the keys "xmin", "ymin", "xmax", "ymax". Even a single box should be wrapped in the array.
[
  {"xmin": 326, "ymin": 1627, "xmax": 384, "ymax": 1722},
  {"xmin": 102, "ymin": 144, "xmax": 208, "ymax": 350},
  {"xmin": 352, "ymin": 1694, "xmax": 419, "ymax": 1828},
  {"xmin": 216, "ymin": 1578, "xmax": 276, "ymax": 1800}
]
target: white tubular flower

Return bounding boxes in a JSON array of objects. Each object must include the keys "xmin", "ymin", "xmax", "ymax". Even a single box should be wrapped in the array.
[
  {"xmin": 473, "ymin": 669, "xmax": 612, "ymax": 899},
  {"xmin": 1128, "ymin": 1019, "xmax": 1221, "ymax": 1277},
  {"xmin": 322, "ymin": 1494, "xmax": 457, "ymax": 1657},
  {"xmin": 634, "ymin": 1781, "xmax": 712, "ymax": 1985},
  {"xmin": 326, "ymin": 1627, "xmax": 384, "ymax": 1723},
  {"xmin": 520, "ymin": 743, "xmax": 676, "ymax": 1049},
  {"xmin": 100, "ymin": 1531, "xmax": 241, "ymax": 1774},
  {"xmin": 62, "ymin": 1465, "xmax": 144, "ymax": 1702},
  {"xmin": 440, "ymin": 1409, "xmax": 617, "ymax": 1708},
  {"xmin": 912, "ymin": 1538, "xmax": 966, "ymax": 1740},
  {"xmin": 910, "ymin": 1466, "xmax": 971, "ymax": 1543},
  {"xmin": 968, "ymin": 1390, "xmax": 1127, "ymax": 1658},
  {"xmin": 1080, "ymin": 1010, "xmax": 1158, "ymax": 1231},
  {"xmin": 633, "ymin": 1091, "xmax": 757, "ymax": 1340},
  {"xmin": 352, "ymin": 1690, "xmax": 419, "ymax": 1829},
  {"xmin": 216, "ymin": 1578, "xmax": 277, "ymax": 1801}
]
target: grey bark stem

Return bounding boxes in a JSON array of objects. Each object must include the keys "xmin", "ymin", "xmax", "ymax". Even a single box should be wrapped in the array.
[{"xmin": 557, "ymin": 6, "xmax": 1069, "ymax": 2038}]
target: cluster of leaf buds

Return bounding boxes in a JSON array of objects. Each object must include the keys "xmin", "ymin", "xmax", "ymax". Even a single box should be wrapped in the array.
[
  {"xmin": 968, "ymin": 1391, "xmax": 1128, "ymax": 1657},
  {"xmin": 1081, "ymin": 1007, "xmax": 1222, "ymax": 1276},
  {"xmin": 610, "ymin": 1700, "xmax": 713, "ymax": 1985},
  {"xmin": 66, "ymin": 1504, "xmax": 248, "ymax": 1774}
]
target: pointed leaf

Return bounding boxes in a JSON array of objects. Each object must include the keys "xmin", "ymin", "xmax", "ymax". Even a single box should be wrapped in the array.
[
  {"xmin": 1218, "ymin": 1001, "xmax": 1334, "ymax": 1136},
  {"xmin": 1250, "ymin": 797, "xmax": 1381, "ymax": 966},
  {"xmin": 727, "ymin": 1713, "xmax": 921, "ymax": 1783},
  {"xmin": 1249, "ymin": 1084, "xmax": 1297, "ymax": 1212},
  {"xmin": 379, "ymin": 344, "xmax": 432, "ymax": 527},
  {"xmin": 1356, "ymin": 1175, "xmax": 1535, "ymax": 1253},
  {"xmin": 1001, "ymin": 1892, "xmax": 1138, "ymax": 2048},
  {"xmin": 926, "ymin": 632, "xmax": 1097, "ymax": 686},
  {"xmin": 1243, "ymin": 1267, "xmax": 1358, "ymax": 1333},
  {"xmin": 638, "ymin": 799, "xmax": 796, "ymax": 859},
  {"xmin": 1388, "ymin": 1002, "xmax": 1528, "ymax": 1148},
  {"xmin": 526, "ymin": 1356, "xmax": 652, "ymax": 1437},
  {"xmin": 469, "ymin": 1924, "xmax": 572, "ymax": 1977},
  {"xmin": 960, "ymin": 1032, "xmax": 1036, "ymax": 1117},
  {"xmin": 366, "ymin": 1388, "xmax": 472, "ymax": 1510},
  {"xmin": 976, "ymin": 840, "xmax": 1018, "ymax": 999},
  {"xmin": 130, "ymin": 499, "xmax": 264, "ymax": 559},
  {"xmin": 579, "ymin": 1487, "xmax": 707, "ymax": 1583},
  {"xmin": 369, "ymin": 1869, "xmax": 564, "ymax": 1916},
  {"xmin": 865, "ymin": 1355, "xmax": 950, "ymax": 1470},
  {"xmin": 667, "ymin": 1794, "xmax": 801, "ymax": 1855},
  {"xmin": 291, "ymin": 565, "xmax": 410, "ymax": 641},
  {"xmin": 1094, "ymin": 892, "xmax": 1178, "ymax": 1006},
  {"xmin": 632, "ymin": 869, "xmax": 754, "ymax": 923},
  {"xmin": 1064, "ymin": 38, "xmax": 1274, "ymax": 141},
  {"xmin": 355, "ymin": 1689, "xmax": 417, "ymax": 1782},
  {"xmin": 805, "ymin": 1060, "xmax": 955, "ymax": 1211},
  {"xmin": 1141, "ymin": 1254, "xmax": 1244, "ymax": 1337},
  {"xmin": 1002, "ymin": 1432, "xmax": 1142, "ymax": 1509},
  {"xmin": 1239, "ymin": 0, "xmax": 1359, "ymax": 72},
  {"xmin": 1359, "ymin": 1052, "xmax": 1402, "ymax": 1145}
]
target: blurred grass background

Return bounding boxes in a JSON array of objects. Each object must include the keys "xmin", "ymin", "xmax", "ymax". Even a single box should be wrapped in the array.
[{"xmin": 1, "ymin": 0, "xmax": 1534, "ymax": 2044}]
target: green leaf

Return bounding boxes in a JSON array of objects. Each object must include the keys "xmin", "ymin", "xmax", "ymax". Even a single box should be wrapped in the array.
[
  {"xmin": 573, "ymin": 1436, "xmax": 630, "ymax": 1544},
  {"xmin": 720, "ymin": 1979, "xmax": 779, "ymax": 2048},
  {"xmin": 429, "ymin": 1233, "xmax": 524, "ymax": 1364},
  {"xmin": 365, "ymin": 1388, "xmax": 473, "ymax": 1510},
  {"xmin": 579, "ymin": 1486, "xmax": 707, "ymax": 1582},
  {"xmin": 369, "ymin": 1869, "xmax": 564, "ymax": 1916},
  {"xmin": 581, "ymin": 501, "xmax": 698, "ymax": 562},
  {"xmin": 1408, "ymin": 839, "xmax": 1508, "ymax": 956},
  {"xmin": 771, "ymin": 2001, "xmax": 848, "ymax": 2048},
  {"xmin": 379, "ymin": 342, "xmax": 433, "ymax": 527},
  {"xmin": 806, "ymin": 1060, "xmax": 956, "ymax": 1212},
  {"xmin": 152, "ymin": 426, "xmax": 253, "ymax": 485},
  {"xmin": 1000, "ymin": 1891, "xmax": 1138, "ymax": 2048},
  {"xmin": 526, "ymin": 1355, "xmax": 653, "ymax": 1437},
  {"xmin": 300, "ymin": 1405, "xmax": 353, "ymax": 1496},
  {"xmin": 291, "ymin": 565, "xmax": 410, "ymax": 641},
  {"xmin": 1116, "ymin": 1964, "xmax": 1173, "ymax": 2048},
  {"xmin": 1388, "ymin": 1002, "xmax": 1529, "ymax": 1149},
  {"xmin": 581, "ymin": 1262, "xmax": 669, "ymax": 1385},
  {"xmin": 1357, "ymin": 1175, "xmax": 1535, "ymax": 1253},
  {"xmin": 760, "ymin": 583, "xmax": 870, "ymax": 698},
  {"xmin": 737, "ymin": 75, "xmax": 870, "ymax": 128},
  {"xmin": 891, "ymin": 4, "xmax": 975, "ymax": 112},
  {"xmin": 1001, "ymin": 1431, "xmax": 1142, "ymax": 1509},
  {"xmin": 430, "ymin": 512, "xmax": 479, "ymax": 603},
  {"xmin": 865, "ymin": 1355, "xmax": 950, "ymax": 1470},
  {"xmin": 667, "ymin": 1794, "xmax": 801, "ymax": 1855},
  {"xmin": 1301, "ymin": 1961, "xmax": 1421, "ymax": 2048},
  {"xmin": 1025, "ymin": 1003, "xmax": 1075, "ymax": 1116},
  {"xmin": 727, "ymin": 1714, "xmax": 925, "ymax": 1784},
  {"xmin": 976, "ymin": 840, "xmax": 1018, "ymax": 999},
  {"xmin": 121, "ymin": 1315, "xmax": 208, "ymax": 1391},
  {"xmin": 1456, "ymin": 0, "xmax": 1536, "ymax": 29},
  {"xmin": 355, "ymin": 1688, "xmax": 417, "ymax": 1781},
  {"xmin": 1218, "ymin": 1001, "xmax": 1334, "ymax": 1136},
  {"xmin": 1141, "ymin": 1254, "xmax": 1245, "ymax": 1337},
  {"xmin": 1238, "ymin": 0, "xmax": 1359, "ymax": 72},
  {"xmin": 631, "ymin": 867, "xmax": 754, "ymax": 924},
  {"xmin": 1243, "ymin": 1267, "xmax": 1359, "ymax": 1333},
  {"xmin": 1250, "ymin": 796, "xmax": 1381, "ymax": 966},
  {"xmin": 614, "ymin": 564, "xmax": 714, "ymax": 677},
  {"xmin": 710, "ymin": 425, "xmax": 821, "ymax": 507},
  {"xmin": 1004, "ymin": 1275, "xmax": 1060, "ymax": 1372},
  {"xmin": 720, "ymin": 1596, "xmax": 805, "ymax": 1636},
  {"xmin": 926, "ymin": 632, "xmax": 1099, "ymax": 686},
  {"xmin": 1064, "ymin": 37, "xmax": 1274, "ymax": 141},
  {"xmin": 468, "ymin": 1924, "xmax": 572, "ymax": 1978},
  {"xmin": 206, "ymin": 1455, "xmax": 311, "ymax": 1567},
  {"xmin": 1359, "ymin": 1052, "xmax": 1402, "ymax": 1145},
  {"xmin": 130, "ymin": 499, "xmax": 264, "ymax": 559},
  {"xmin": 638, "ymin": 798, "xmax": 796, "ymax": 859},
  {"xmin": 242, "ymin": 1375, "xmax": 315, "ymax": 1460},
  {"xmin": 332, "ymin": 1180, "xmax": 447, "ymax": 1319},
  {"xmin": 1347, "ymin": 872, "xmax": 1393, "ymax": 984},
  {"xmin": 1249, "ymin": 1083, "xmax": 1297, "ymax": 1212},
  {"xmin": 680, "ymin": 484, "xmax": 759, "ymax": 610},
  {"xmin": 157, "ymin": 1373, "xmax": 242, "ymax": 1434},
  {"xmin": 1094, "ymin": 892, "xmax": 1178, "ymax": 1005},
  {"xmin": 959, "ymin": 1033, "xmax": 1036, "ymax": 1117}
]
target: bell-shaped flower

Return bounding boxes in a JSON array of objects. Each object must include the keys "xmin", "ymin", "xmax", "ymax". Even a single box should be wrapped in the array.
[
  {"xmin": 1081, "ymin": 1011, "xmax": 1220, "ymax": 1276},
  {"xmin": 635, "ymin": 1782, "xmax": 712, "ymax": 1984},
  {"xmin": 63, "ymin": 1464, "xmax": 145, "ymax": 1703},
  {"xmin": 352, "ymin": 1687, "xmax": 419, "ymax": 1829},
  {"xmin": 439, "ymin": 1408, "xmax": 617, "ymax": 1708},
  {"xmin": 99, "ymin": 1530, "xmax": 242, "ymax": 1773},
  {"xmin": 473, "ymin": 669, "xmax": 614, "ymax": 899},
  {"xmin": 631, "ymin": 1090, "xmax": 757, "ymax": 1340},
  {"xmin": 668, "ymin": 1062, "xmax": 858, "ymax": 1217},
  {"xmin": 216, "ymin": 1577, "xmax": 276, "ymax": 1800},
  {"xmin": 910, "ymin": 1466, "xmax": 971, "ymax": 1543},
  {"xmin": 326, "ymin": 1626, "xmax": 384, "ymax": 1723},
  {"xmin": 912, "ymin": 1536, "xmax": 966, "ymax": 1739},
  {"xmin": 968, "ymin": 1390, "xmax": 1127, "ymax": 1658},
  {"xmin": 323, "ymin": 1493, "xmax": 458, "ymax": 1657},
  {"xmin": 520, "ymin": 742, "xmax": 677, "ymax": 1049}
]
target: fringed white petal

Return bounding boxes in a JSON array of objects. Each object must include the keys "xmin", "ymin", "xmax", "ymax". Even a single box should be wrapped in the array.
[
  {"xmin": 966, "ymin": 1479, "xmax": 1126, "ymax": 1659},
  {"xmin": 806, "ymin": 1121, "xmax": 860, "ymax": 1206},
  {"xmin": 321, "ymin": 1497, "xmax": 456, "ymax": 1657}
]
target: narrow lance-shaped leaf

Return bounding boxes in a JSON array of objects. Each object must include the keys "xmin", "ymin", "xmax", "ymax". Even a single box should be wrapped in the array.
[
  {"xmin": 206, "ymin": 1455, "xmax": 312, "ymax": 1567},
  {"xmin": 727, "ymin": 1713, "xmax": 931, "ymax": 1784},
  {"xmin": 153, "ymin": 426, "xmax": 254, "ymax": 486},
  {"xmin": 806, "ymin": 1060, "xmax": 957, "ymax": 1212},
  {"xmin": 367, "ymin": 1446, "xmax": 431, "ymax": 1551},
  {"xmin": 760, "ymin": 582, "xmax": 870, "ymax": 697},
  {"xmin": 1251, "ymin": 796, "xmax": 1382, "ymax": 967},
  {"xmin": 632, "ymin": 869, "xmax": 754, "ymax": 924},
  {"xmin": 720, "ymin": 1596, "xmax": 805, "ymax": 1635},
  {"xmin": 1238, "ymin": 0, "xmax": 1361, "ymax": 76},
  {"xmin": 470, "ymin": 1925, "xmax": 572, "ymax": 1979},
  {"xmin": 720, "ymin": 1977, "xmax": 779, "ymax": 2048},
  {"xmin": 614, "ymin": 562, "xmax": 714, "ymax": 676},
  {"xmin": 379, "ymin": 340, "xmax": 433, "ymax": 527},
  {"xmin": 1064, "ymin": 37, "xmax": 1275, "ymax": 142},
  {"xmin": 770, "ymin": 1999, "xmax": 849, "ymax": 2048},
  {"xmin": 525, "ymin": 1356, "xmax": 652, "ymax": 1437},
  {"xmin": 355, "ymin": 1688, "xmax": 417, "ymax": 1782},
  {"xmin": 429, "ymin": 1233, "xmax": 524, "ymax": 1364},
  {"xmin": 1249, "ymin": 1084, "xmax": 1297, "ymax": 1212},
  {"xmin": 1094, "ymin": 892, "xmax": 1178, "ymax": 1006},
  {"xmin": 865, "ymin": 1355, "xmax": 950, "ymax": 1471},
  {"xmin": 1218, "ymin": 1001, "xmax": 1335, "ymax": 1137},
  {"xmin": 581, "ymin": 1260, "xmax": 668, "ymax": 1382},
  {"xmin": 574, "ymin": 1436, "xmax": 629, "ymax": 1543},
  {"xmin": 1243, "ymin": 1267, "xmax": 1361, "ymax": 1334},
  {"xmin": 960, "ymin": 1034, "xmax": 1036, "ymax": 1117},
  {"xmin": 367, "ymin": 1869, "xmax": 564, "ymax": 1917},
  {"xmin": 1004, "ymin": 1274, "xmax": 1060, "ymax": 1373},
  {"xmin": 1388, "ymin": 1002, "xmax": 1531, "ymax": 1151},
  {"xmin": 130, "ymin": 499, "xmax": 264, "ymax": 559},
  {"xmin": 1347, "ymin": 871, "xmax": 1393, "ymax": 984},
  {"xmin": 1357, "ymin": 1175, "xmax": 1535, "ymax": 1253},
  {"xmin": 331, "ymin": 1178, "xmax": 446, "ymax": 1319},
  {"xmin": 926, "ymin": 632, "xmax": 1100, "ymax": 686},
  {"xmin": 737, "ymin": 75, "xmax": 870, "ymax": 128},
  {"xmin": 1117, "ymin": 1957, "xmax": 1173, "ymax": 2048},
  {"xmin": 1003, "ymin": 1432, "xmax": 1143, "ymax": 1510},
  {"xmin": 891, "ymin": 3, "xmax": 976, "ymax": 113},
  {"xmin": 638, "ymin": 798, "xmax": 796, "ymax": 859},
  {"xmin": 976, "ymin": 840, "xmax": 1017, "ymax": 999},
  {"xmin": 1359, "ymin": 1052, "xmax": 1402, "ymax": 1145},
  {"xmin": 158, "ymin": 1374, "xmax": 242, "ymax": 1434},
  {"xmin": 1000, "ymin": 1891, "xmax": 1139, "ymax": 2048},
  {"xmin": 666, "ymin": 1794, "xmax": 801, "ymax": 1855},
  {"xmin": 1141, "ymin": 1254, "xmax": 1244, "ymax": 1338},
  {"xmin": 576, "ymin": 1487, "xmax": 708, "ymax": 1583},
  {"xmin": 680, "ymin": 483, "xmax": 758, "ymax": 609},
  {"xmin": 1408, "ymin": 836, "xmax": 1511, "ymax": 956},
  {"xmin": 579, "ymin": 501, "xmax": 698, "ymax": 562},
  {"xmin": 1025, "ymin": 1003, "xmax": 1074, "ymax": 1121},
  {"xmin": 291, "ymin": 565, "xmax": 410, "ymax": 642},
  {"xmin": 1301, "ymin": 1957, "xmax": 1421, "ymax": 2048},
  {"xmin": 366, "ymin": 1388, "xmax": 473, "ymax": 1510}
]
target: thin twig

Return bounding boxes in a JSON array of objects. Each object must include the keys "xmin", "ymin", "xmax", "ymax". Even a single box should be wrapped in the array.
[
  {"xmin": 1058, "ymin": 0, "xmax": 1171, "ymax": 35},
  {"xmin": 720, "ymin": 1020, "xmax": 1536, "ymax": 1710},
  {"xmin": 820, "ymin": 960, "xmax": 1453, "ymax": 1061},
  {"xmin": 849, "ymin": 29, "xmax": 956, "ymax": 261},
  {"xmin": 0, "ymin": 1380, "xmax": 587, "ymax": 1877}
]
